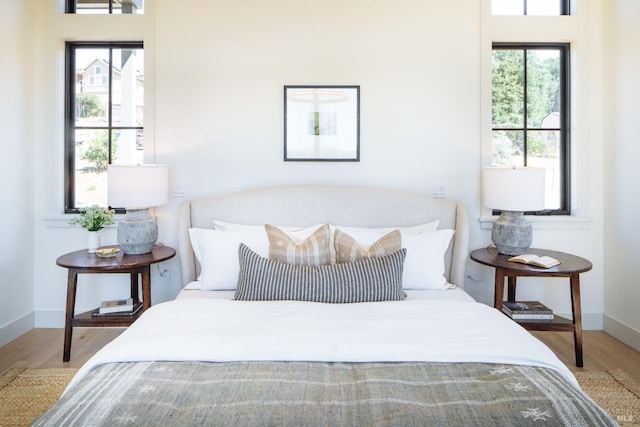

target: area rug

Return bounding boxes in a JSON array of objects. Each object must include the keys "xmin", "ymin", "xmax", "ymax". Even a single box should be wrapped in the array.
[
  {"xmin": 1, "ymin": 367, "xmax": 639, "ymax": 426},
  {"xmin": 0, "ymin": 368, "xmax": 77, "ymax": 427},
  {"xmin": 576, "ymin": 369, "xmax": 640, "ymax": 426}
]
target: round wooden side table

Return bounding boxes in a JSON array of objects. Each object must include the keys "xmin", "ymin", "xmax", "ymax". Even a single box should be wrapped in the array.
[
  {"xmin": 56, "ymin": 244, "xmax": 176, "ymax": 362},
  {"xmin": 470, "ymin": 246, "xmax": 592, "ymax": 367}
]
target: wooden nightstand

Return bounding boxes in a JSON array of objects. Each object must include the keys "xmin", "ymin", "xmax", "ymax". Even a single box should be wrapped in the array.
[
  {"xmin": 56, "ymin": 244, "xmax": 176, "ymax": 362},
  {"xmin": 470, "ymin": 247, "xmax": 592, "ymax": 367}
]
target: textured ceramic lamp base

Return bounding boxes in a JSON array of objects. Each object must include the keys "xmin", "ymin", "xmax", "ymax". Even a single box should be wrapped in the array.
[
  {"xmin": 117, "ymin": 209, "xmax": 157, "ymax": 255},
  {"xmin": 491, "ymin": 210, "xmax": 532, "ymax": 256}
]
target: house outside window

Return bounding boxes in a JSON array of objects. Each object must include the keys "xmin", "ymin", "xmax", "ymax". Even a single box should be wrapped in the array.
[
  {"xmin": 65, "ymin": 42, "xmax": 144, "ymax": 212},
  {"xmin": 491, "ymin": 43, "xmax": 570, "ymax": 214}
]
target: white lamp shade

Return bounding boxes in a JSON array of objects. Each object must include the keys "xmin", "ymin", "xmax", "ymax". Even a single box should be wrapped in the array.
[
  {"xmin": 108, "ymin": 164, "xmax": 169, "ymax": 209},
  {"xmin": 483, "ymin": 167, "xmax": 545, "ymax": 211}
]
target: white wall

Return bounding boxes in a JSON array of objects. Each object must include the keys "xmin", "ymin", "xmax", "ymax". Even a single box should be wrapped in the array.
[
  {"xmin": 0, "ymin": 1, "xmax": 35, "ymax": 344},
  {"xmin": 2, "ymin": 0, "xmax": 637, "ymax": 351},
  {"xmin": 603, "ymin": 0, "xmax": 640, "ymax": 351}
]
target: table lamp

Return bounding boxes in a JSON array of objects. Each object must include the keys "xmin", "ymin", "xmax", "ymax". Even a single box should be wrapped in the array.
[
  {"xmin": 483, "ymin": 166, "xmax": 545, "ymax": 255},
  {"xmin": 108, "ymin": 164, "xmax": 169, "ymax": 254}
]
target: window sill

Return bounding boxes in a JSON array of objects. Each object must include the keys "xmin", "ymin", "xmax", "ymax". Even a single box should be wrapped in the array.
[
  {"xmin": 479, "ymin": 215, "xmax": 592, "ymax": 230},
  {"xmin": 43, "ymin": 214, "xmax": 123, "ymax": 228}
]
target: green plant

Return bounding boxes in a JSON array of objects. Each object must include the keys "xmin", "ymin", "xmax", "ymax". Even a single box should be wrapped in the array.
[{"xmin": 68, "ymin": 206, "xmax": 115, "ymax": 232}]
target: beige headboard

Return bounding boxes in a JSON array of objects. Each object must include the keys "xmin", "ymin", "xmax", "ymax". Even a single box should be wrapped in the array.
[{"xmin": 177, "ymin": 185, "xmax": 469, "ymax": 289}]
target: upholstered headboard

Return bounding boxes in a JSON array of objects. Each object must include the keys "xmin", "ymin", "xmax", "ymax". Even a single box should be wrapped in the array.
[{"xmin": 177, "ymin": 185, "xmax": 469, "ymax": 289}]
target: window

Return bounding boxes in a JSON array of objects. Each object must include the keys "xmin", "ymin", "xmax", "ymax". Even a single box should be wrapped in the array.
[
  {"xmin": 491, "ymin": 0, "xmax": 569, "ymax": 15},
  {"xmin": 65, "ymin": 42, "xmax": 144, "ymax": 212},
  {"xmin": 66, "ymin": 0, "xmax": 144, "ymax": 14},
  {"xmin": 491, "ymin": 43, "xmax": 570, "ymax": 214}
]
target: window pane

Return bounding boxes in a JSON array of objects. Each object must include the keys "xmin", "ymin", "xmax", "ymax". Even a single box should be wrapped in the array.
[
  {"xmin": 74, "ymin": 129, "xmax": 110, "ymax": 208},
  {"xmin": 72, "ymin": 0, "xmax": 144, "ymax": 14},
  {"xmin": 492, "ymin": 131, "xmax": 525, "ymax": 167},
  {"xmin": 75, "ymin": 1, "xmax": 110, "ymax": 14},
  {"xmin": 526, "ymin": 50, "xmax": 561, "ymax": 128},
  {"xmin": 67, "ymin": 42, "xmax": 143, "ymax": 212},
  {"xmin": 75, "ymin": 49, "xmax": 109, "ymax": 126},
  {"xmin": 111, "ymin": 48, "xmax": 144, "ymax": 127},
  {"xmin": 492, "ymin": 43, "xmax": 568, "ymax": 213},
  {"xmin": 527, "ymin": 131, "xmax": 561, "ymax": 209},
  {"xmin": 492, "ymin": 50, "xmax": 524, "ymax": 128},
  {"xmin": 492, "ymin": 0, "xmax": 563, "ymax": 15},
  {"xmin": 492, "ymin": 0, "xmax": 524, "ymax": 15},
  {"xmin": 527, "ymin": 0, "xmax": 562, "ymax": 15},
  {"xmin": 113, "ymin": 129, "xmax": 143, "ymax": 165}
]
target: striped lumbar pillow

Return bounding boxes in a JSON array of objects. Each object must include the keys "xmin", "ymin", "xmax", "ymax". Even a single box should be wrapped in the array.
[
  {"xmin": 235, "ymin": 243, "xmax": 407, "ymax": 303},
  {"xmin": 265, "ymin": 223, "xmax": 331, "ymax": 266},
  {"xmin": 334, "ymin": 229, "xmax": 402, "ymax": 263}
]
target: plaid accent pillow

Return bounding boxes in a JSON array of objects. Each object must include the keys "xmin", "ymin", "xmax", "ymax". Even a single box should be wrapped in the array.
[
  {"xmin": 235, "ymin": 244, "xmax": 407, "ymax": 303},
  {"xmin": 334, "ymin": 229, "xmax": 402, "ymax": 263},
  {"xmin": 265, "ymin": 223, "xmax": 331, "ymax": 266}
]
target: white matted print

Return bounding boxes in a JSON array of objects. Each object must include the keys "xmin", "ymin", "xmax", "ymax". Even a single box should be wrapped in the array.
[{"xmin": 284, "ymin": 86, "xmax": 360, "ymax": 161}]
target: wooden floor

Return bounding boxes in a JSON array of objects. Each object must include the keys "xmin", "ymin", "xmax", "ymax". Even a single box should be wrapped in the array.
[{"xmin": 1, "ymin": 328, "xmax": 640, "ymax": 385}]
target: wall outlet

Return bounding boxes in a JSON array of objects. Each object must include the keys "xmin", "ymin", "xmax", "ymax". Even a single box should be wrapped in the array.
[{"xmin": 433, "ymin": 185, "xmax": 446, "ymax": 198}]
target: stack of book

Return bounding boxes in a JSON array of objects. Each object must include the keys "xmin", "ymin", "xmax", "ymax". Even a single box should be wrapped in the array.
[
  {"xmin": 502, "ymin": 301, "xmax": 553, "ymax": 321},
  {"xmin": 92, "ymin": 298, "xmax": 142, "ymax": 317}
]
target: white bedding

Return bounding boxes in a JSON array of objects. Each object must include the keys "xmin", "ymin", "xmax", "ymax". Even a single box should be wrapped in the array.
[{"xmin": 67, "ymin": 294, "xmax": 576, "ymax": 392}]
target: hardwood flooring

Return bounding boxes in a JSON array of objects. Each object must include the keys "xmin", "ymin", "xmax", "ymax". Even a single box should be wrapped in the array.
[
  {"xmin": 0, "ymin": 328, "xmax": 124, "ymax": 373},
  {"xmin": 1, "ymin": 328, "xmax": 640, "ymax": 386}
]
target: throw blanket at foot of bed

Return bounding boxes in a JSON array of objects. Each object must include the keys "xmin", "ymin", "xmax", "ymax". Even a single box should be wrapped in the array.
[{"xmin": 34, "ymin": 360, "xmax": 615, "ymax": 426}]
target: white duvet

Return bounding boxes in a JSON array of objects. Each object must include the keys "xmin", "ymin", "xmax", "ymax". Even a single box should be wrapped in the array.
[{"xmin": 68, "ymin": 297, "xmax": 576, "ymax": 391}]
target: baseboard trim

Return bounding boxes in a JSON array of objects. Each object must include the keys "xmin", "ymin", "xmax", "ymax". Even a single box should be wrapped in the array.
[
  {"xmin": 604, "ymin": 315, "xmax": 640, "ymax": 353},
  {"xmin": 0, "ymin": 312, "xmax": 35, "ymax": 347},
  {"xmin": 35, "ymin": 310, "xmax": 65, "ymax": 328},
  {"xmin": 556, "ymin": 312, "xmax": 602, "ymax": 331}
]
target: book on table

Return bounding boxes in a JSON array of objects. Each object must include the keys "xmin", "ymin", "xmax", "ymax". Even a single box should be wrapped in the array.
[
  {"xmin": 97, "ymin": 298, "xmax": 135, "ymax": 315},
  {"xmin": 502, "ymin": 301, "xmax": 554, "ymax": 320},
  {"xmin": 94, "ymin": 300, "xmax": 142, "ymax": 317},
  {"xmin": 507, "ymin": 254, "xmax": 560, "ymax": 268}
]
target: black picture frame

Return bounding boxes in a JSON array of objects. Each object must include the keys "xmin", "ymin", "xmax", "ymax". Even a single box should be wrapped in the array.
[{"xmin": 284, "ymin": 85, "xmax": 360, "ymax": 161}]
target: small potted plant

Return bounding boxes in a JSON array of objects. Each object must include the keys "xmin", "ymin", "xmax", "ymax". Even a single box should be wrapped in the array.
[{"xmin": 68, "ymin": 206, "xmax": 115, "ymax": 253}]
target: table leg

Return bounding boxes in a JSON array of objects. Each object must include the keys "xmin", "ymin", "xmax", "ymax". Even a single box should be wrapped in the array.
[
  {"xmin": 63, "ymin": 270, "xmax": 78, "ymax": 362},
  {"xmin": 494, "ymin": 268, "xmax": 506, "ymax": 311},
  {"xmin": 130, "ymin": 273, "xmax": 139, "ymax": 304},
  {"xmin": 507, "ymin": 276, "xmax": 517, "ymax": 302},
  {"xmin": 141, "ymin": 266, "xmax": 151, "ymax": 310},
  {"xmin": 570, "ymin": 273, "xmax": 584, "ymax": 367}
]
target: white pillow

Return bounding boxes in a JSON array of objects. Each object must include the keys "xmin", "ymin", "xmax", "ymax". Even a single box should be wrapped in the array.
[
  {"xmin": 214, "ymin": 220, "xmax": 323, "ymax": 239},
  {"xmin": 401, "ymin": 229, "xmax": 455, "ymax": 290},
  {"xmin": 189, "ymin": 224, "xmax": 327, "ymax": 290},
  {"xmin": 189, "ymin": 228, "xmax": 269, "ymax": 290},
  {"xmin": 333, "ymin": 220, "xmax": 439, "ymax": 239},
  {"xmin": 329, "ymin": 227, "xmax": 454, "ymax": 290},
  {"xmin": 329, "ymin": 221, "xmax": 440, "ymax": 262}
]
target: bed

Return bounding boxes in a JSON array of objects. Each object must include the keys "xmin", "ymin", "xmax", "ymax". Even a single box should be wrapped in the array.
[{"xmin": 35, "ymin": 185, "xmax": 616, "ymax": 426}]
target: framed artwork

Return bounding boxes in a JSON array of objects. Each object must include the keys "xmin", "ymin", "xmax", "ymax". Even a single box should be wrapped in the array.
[{"xmin": 284, "ymin": 85, "xmax": 360, "ymax": 161}]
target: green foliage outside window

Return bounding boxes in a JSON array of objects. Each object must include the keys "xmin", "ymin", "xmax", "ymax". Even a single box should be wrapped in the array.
[
  {"xmin": 76, "ymin": 93, "xmax": 104, "ymax": 118},
  {"xmin": 81, "ymin": 131, "xmax": 116, "ymax": 172},
  {"xmin": 492, "ymin": 49, "xmax": 561, "ymax": 163}
]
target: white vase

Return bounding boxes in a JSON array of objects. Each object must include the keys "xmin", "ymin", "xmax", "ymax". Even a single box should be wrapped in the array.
[{"xmin": 87, "ymin": 231, "xmax": 100, "ymax": 253}]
